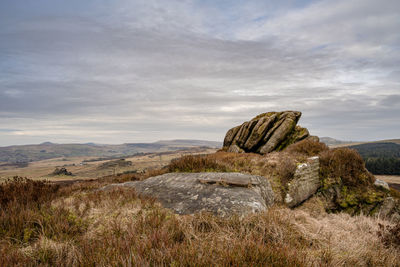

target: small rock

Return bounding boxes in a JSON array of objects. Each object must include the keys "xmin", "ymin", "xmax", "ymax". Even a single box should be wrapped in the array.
[
  {"xmin": 374, "ymin": 179, "xmax": 390, "ymax": 191},
  {"xmin": 52, "ymin": 167, "xmax": 73, "ymax": 176}
]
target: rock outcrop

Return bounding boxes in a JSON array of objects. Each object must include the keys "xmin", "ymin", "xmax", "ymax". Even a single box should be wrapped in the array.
[
  {"xmin": 101, "ymin": 172, "xmax": 275, "ymax": 217},
  {"xmin": 52, "ymin": 167, "xmax": 73, "ymax": 176},
  {"xmin": 285, "ymin": 156, "xmax": 320, "ymax": 207},
  {"xmin": 223, "ymin": 111, "xmax": 314, "ymax": 154}
]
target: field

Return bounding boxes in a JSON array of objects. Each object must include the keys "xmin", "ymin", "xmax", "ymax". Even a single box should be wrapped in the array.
[{"xmin": 0, "ymin": 147, "xmax": 217, "ymax": 182}]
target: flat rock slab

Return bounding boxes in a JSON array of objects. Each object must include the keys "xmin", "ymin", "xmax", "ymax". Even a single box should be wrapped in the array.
[{"xmin": 101, "ymin": 172, "xmax": 274, "ymax": 217}]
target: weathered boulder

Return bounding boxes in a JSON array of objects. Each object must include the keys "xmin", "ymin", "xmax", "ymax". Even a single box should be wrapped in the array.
[
  {"xmin": 101, "ymin": 172, "xmax": 275, "ymax": 217},
  {"xmin": 223, "ymin": 111, "xmax": 314, "ymax": 154},
  {"xmin": 285, "ymin": 156, "xmax": 320, "ymax": 207},
  {"xmin": 374, "ymin": 179, "xmax": 390, "ymax": 191},
  {"xmin": 379, "ymin": 197, "xmax": 396, "ymax": 218}
]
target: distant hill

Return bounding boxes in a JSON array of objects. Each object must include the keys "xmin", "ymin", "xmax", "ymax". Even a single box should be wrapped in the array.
[
  {"xmin": 154, "ymin": 139, "xmax": 221, "ymax": 147},
  {"xmin": 320, "ymin": 137, "xmax": 355, "ymax": 146},
  {"xmin": 321, "ymin": 137, "xmax": 400, "ymax": 148},
  {"xmin": 380, "ymin": 139, "xmax": 400, "ymax": 144},
  {"xmin": 0, "ymin": 140, "xmax": 221, "ymax": 163}
]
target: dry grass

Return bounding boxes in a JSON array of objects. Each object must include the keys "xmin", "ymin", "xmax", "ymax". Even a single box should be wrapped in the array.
[
  {"xmin": 98, "ymin": 168, "xmax": 168, "ymax": 184},
  {"xmin": 291, "ymin": 208, "xmax": 399, "ymax": 266},
  {"xmin": 1, "ymin": 145, "xmax": 399, "ymax": 266},
  {"xmin": 378, "ymin": 222, "xmax": 400, "ymax": 249},
  {"xmin": 168, "ymin": 154, "xmax": 231, "ymax": 173},
  {"xmin": 1, "ymin": 178, "xmax": 398, "ymax": 266},
  {"xmin": 275, "ymin": 155, "xmax": 297, "ymax": 186}
]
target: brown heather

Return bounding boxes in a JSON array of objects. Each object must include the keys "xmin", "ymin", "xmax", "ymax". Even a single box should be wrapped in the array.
[
  {"xmin": 1, "ymin": 142, "xmax": 399, "ymax": 266},
  {"xmin": 287, "ymin": 139, "xmax": 329, "ymax": 156},
  {"xmin": 320, "ymin": 148, "xmax": 375, "ymax": 186},
  {"xmin": 0, "ymin": 177, "xmax": 399, "ymax": 266},
  {"xmin": 168, "ymin": 154, "xmax": 230, "ymax": 173},
  {"xmin": 378, "ymin": 222, "xmax": 400, "ymax": 248}
]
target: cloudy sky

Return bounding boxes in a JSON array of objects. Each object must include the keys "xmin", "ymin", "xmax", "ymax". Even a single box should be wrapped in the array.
[{"xmin": 0, "ymin": 0, "xmax": 399, "ymax": 146}]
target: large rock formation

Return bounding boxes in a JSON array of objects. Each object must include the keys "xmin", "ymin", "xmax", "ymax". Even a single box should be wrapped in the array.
[
  {"xmin": 101, "ymin": 172, "xmax": 275, "ymax": 217},
  {"xmin": 223, "ymin": 111, "xmax": 314, "ymax": 154}
]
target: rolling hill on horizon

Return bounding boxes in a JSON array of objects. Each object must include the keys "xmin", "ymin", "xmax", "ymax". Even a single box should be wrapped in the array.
[
  {"xmin": 320, "ymin": 137, "xmax": 400, "ymax": 147},
  {"xmin": 0, "ymin": 139, "xmax": 221, "ymax": 164}
]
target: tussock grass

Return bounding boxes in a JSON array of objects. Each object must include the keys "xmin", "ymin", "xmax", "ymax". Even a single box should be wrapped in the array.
[{"xmin": 1, "ymin": 178, "xmax": 399, "ymax": 266}]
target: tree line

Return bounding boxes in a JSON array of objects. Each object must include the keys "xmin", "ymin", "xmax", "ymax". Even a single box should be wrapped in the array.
[{"xmin": 349, "ymin": 142, "xmax": 400, "ymax": 175}]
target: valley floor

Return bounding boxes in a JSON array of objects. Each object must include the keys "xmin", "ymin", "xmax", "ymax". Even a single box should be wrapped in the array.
[{"xmin": 0, "ymin": 147, "xmax": 217, "ymax": 182}]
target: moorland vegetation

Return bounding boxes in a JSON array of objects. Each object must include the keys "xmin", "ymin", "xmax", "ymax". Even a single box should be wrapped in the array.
[{"xmin": 1, "ymin": 139, "xmax": 399, "ymax": 266}]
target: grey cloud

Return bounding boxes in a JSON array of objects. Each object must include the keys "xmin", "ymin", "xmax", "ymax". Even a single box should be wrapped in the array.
[
  {"xmin": 0, "ymin": 0, "xmax": 399, "ymax": 146},
  {"xmin": 0, "ymin": 129, "xmax": 20, "ymax": 132},
  {"xmin": 379, "ymin": 95, "xmax": 400, "ymax": 107}
]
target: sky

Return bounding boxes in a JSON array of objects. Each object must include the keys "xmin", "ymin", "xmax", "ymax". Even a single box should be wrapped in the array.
[{"xmin": 0, "ymin": 0, "xmax": 399, "ymax": 146}]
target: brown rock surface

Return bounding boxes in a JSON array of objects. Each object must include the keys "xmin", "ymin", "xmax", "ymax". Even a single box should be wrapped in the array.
[{"xmin": 223, "ymin": 111, "xmax": 312, "ymax": 154}]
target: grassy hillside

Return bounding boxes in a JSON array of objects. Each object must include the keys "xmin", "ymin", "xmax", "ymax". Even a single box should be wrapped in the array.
[
  {"xmin": 0, "ymin": 147, "xmax": 217, "ymax": 181},
  {"xmin": 0, "ymin": 140, "xmax": 221, "ymax": 164}
]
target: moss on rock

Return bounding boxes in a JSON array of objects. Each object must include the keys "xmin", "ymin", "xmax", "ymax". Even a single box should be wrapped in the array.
[{"xmin": 317, "ymin": 148, "xmax": 389, "ymax": 215}]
